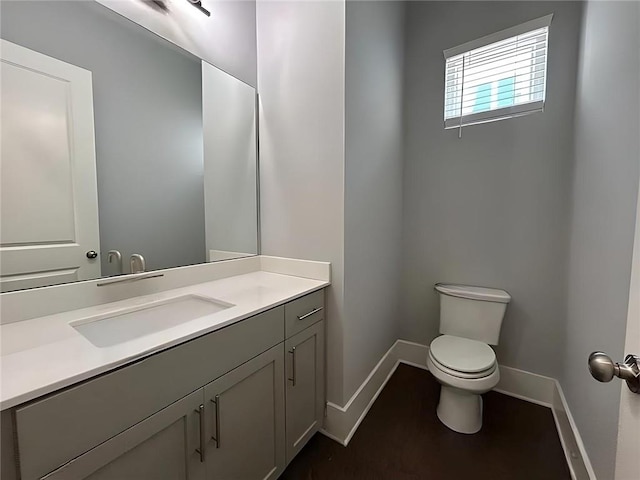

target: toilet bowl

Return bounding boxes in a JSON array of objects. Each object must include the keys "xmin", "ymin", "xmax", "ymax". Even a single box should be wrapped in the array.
[
  {"xmin": 427, "ymin": 334, "xmax": 500, "ymax": 434},
  {"xmin": 430, "ymin": 283, "xmax": 511, "ymax": 434}
]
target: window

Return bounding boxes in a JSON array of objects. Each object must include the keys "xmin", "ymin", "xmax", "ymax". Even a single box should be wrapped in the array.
[{"xmin": 444, "ymin": 14, "xmax": 552, "ymax": 130}]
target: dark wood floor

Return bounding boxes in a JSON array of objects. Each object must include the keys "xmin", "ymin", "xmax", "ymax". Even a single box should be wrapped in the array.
[{"xmin": 282, "ymin": 364, "xmax": 570, "ymax": 480}]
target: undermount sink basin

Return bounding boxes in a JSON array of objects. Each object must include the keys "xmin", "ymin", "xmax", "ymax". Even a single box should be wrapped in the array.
[{"xmin": 71, "ymin": 295, "xmax": 234, "ymax": 347}]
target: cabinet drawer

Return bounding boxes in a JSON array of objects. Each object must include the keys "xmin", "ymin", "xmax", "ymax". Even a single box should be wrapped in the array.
[
  {"xmin": 15, "ymin": 306, "xmax": 284, "ymax": 480},
  {"xmin": 285, "ymin": 290, "xmax": 325, "ymax": 338}
]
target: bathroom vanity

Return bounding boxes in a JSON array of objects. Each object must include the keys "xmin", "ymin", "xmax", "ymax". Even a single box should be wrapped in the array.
[{"xmin": 0, "ymin": 263, "xmax": 328, "ymax": 480}]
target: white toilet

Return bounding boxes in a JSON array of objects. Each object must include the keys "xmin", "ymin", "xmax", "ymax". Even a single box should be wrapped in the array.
[{"xmin": 427, "ymin": 283, "xmax": 511, "ymax": 434}]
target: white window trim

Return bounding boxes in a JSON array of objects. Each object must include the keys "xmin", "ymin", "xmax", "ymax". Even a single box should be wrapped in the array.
[{"xmin": 443, "ymin": 14, "xmax": 553, "ymax": 60}]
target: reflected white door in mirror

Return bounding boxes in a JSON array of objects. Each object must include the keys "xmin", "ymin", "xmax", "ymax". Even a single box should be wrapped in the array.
[{"xmin": 0, "ymin": 40, "xmax": 101, "ymax": 292}]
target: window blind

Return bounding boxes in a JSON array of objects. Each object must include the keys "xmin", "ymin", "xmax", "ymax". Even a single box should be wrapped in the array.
[{"xmin": 443, "ymin": 14, "xmax": 553, "ymax": 130}]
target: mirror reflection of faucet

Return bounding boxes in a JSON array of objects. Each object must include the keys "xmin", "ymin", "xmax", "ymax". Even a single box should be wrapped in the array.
[
  {"xmin": 130, "ymin": 254, "xmax": 146, "ymax": 274},
  {"xmin": 107, "ymin": 250, "xmax": 123, "ymax": 275}
]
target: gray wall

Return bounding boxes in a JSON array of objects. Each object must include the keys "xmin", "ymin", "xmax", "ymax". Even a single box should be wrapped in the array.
[
  {"xmin": 401, "ymin": 1, "xmax": 583, "ymax": 378},
  {"xmin": 1, "ymin": 1, "xmax": 206, "ymax": 274},
  {"xmin": 562, "ymin": 2, "xmax": 640, "ymax": 478},
  {"xmin": 257, "ymin": 0, "xmax": 347, "ymax": 404},
  {"xmin": 344, "ymin": 1, "xmax": 405, "ymax": 401}
]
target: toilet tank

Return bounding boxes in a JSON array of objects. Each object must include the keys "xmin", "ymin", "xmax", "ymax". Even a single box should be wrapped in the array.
[{"xmin": 435, "ymin": 284, "xmax": 511, "ymax": 345}]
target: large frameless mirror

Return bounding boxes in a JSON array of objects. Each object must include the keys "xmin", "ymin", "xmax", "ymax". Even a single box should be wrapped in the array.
[{"xmin": 0, "ymin": 0, "xmax": 258, "ymax": 293}]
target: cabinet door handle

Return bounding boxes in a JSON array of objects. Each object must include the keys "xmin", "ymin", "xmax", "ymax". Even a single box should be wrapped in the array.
[
  {"xmin": 297, "ymin": 306, "xmax": 323, "ymax": 321},
  {"xmin": 210, "ymin": 395, "xmax": 221, "ymax": 448},
  {"xmin": 195, "ymin": 404, "xmax": 205, "ymax": 462},
  {"xmin": 288, "ymin": 347, "xmax": 297, "ymax": 386}
]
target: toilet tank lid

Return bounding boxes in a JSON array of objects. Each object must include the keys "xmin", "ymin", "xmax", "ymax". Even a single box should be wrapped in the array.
[{"xmin": 435, "ymin": 283, "xmax": 511, "ymax": 303}]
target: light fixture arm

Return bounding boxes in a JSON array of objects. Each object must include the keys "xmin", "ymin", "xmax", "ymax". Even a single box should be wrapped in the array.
[{"xmin": 187, "ymin": 0, "xmax": 210, "ymax": 17}]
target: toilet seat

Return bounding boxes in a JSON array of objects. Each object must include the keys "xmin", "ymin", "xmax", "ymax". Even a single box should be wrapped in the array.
[
  {"xmin": 429, "ymin": 351, "xmax": 497, "ymax": 379},
  {"xmin": 429, "ymin": 335, "xmax": 496, "ymax": 379}
]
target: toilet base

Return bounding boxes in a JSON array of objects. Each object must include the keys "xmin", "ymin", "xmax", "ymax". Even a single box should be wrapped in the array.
[{"xmin": 436, "ymin": 385, "xmax": 483, "ymax": 434}]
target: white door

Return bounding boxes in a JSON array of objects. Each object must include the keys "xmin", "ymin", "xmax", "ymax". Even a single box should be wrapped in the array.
[
  {"xmin": 0, "ymin": 39, "xmax": 100, "ymax": 292},
  {"xmin": 615, "ymin": 180, "xmax": 640, "ymax": 480}
]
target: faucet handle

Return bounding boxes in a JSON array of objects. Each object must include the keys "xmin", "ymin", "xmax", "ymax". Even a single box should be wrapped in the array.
[
  {"xmin": 130, "ymin": 254, "xmax": 146, "ymax": 274},
  {"xmin": 107, "ymin": 250, "xmax": 123, "ymax": 275}
]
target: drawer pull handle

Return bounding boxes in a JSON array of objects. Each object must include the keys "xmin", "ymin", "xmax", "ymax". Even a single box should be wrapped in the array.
[
  {"xmin": 195, "ymin": 404, "xmax": 205, "ymax": 462},
  {"xmin": 211, "ymin": 395, "xmax": 221, "ymax": 448},
  {"xmin": 297, "ymin": 306, "xmax": 323, "ymax": 321},
  {"xmin": 288, "ymin": 347, "xmax": 297, "ymax": 386}
]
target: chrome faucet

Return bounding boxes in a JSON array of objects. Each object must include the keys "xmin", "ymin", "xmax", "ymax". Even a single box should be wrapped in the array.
[
  {"xmin": 107, "ymin": 250, "xmax": 123, "ymax": 275},
  {"xmin": 130, "ymin": 254, "xmax": 146, "ymax": 274}
]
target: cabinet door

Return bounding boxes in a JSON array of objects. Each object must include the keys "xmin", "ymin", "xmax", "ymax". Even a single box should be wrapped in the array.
[
  {"xmin": 285, "ymin": 320, "xmax": 325, "ymax": 463},
  {"xmin": 41, "ymin": 390, "xmax": 205, "ymax": 480},
  {"xmin": 204, "ymin": 344, "xmax": 285, "ymax": 480}
]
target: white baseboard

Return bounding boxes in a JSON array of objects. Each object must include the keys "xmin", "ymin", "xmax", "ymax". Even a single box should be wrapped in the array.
[
  {"xmin": 322, "ymin": 340, "xmax": 400, "ymax": 445},
  {"xmin": 551, "ymin": 380, "xmax": 597, "ymax": 480},
  {"xmin": 395, "ymin": 339, "xmax": 429, "ymax": 368},
  {"xmin": 493, "ymin": 365, "xmax": 555, "ymax": 407},
  {"xmin": 321, "ymin": 339, "xmax": 593, "ymax": 480}
]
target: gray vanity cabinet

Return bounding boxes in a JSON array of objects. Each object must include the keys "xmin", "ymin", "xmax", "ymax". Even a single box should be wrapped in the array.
[
  {"xmin": 13, "ymin": 307, "xmax": 285, "ymax": 480},
  {"xmin": 284, "ymin": 308, "xmax": 325, "ymax": 463},
  {"xmin": 40, "ymin": 390, "xmax": 205, "ymax": 480},
  {"xmin": 203, "ymin": 344, "xmax": 285, "ymax": 480},
  {"xmin": 4, "ymin": 289, "xmax": 327, "ymax": 480}
]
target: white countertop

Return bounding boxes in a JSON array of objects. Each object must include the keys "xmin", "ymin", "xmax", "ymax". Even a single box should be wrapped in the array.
[{"xmin": 0, "ymin": 271, "xmax": 328, "ymax": 410}]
